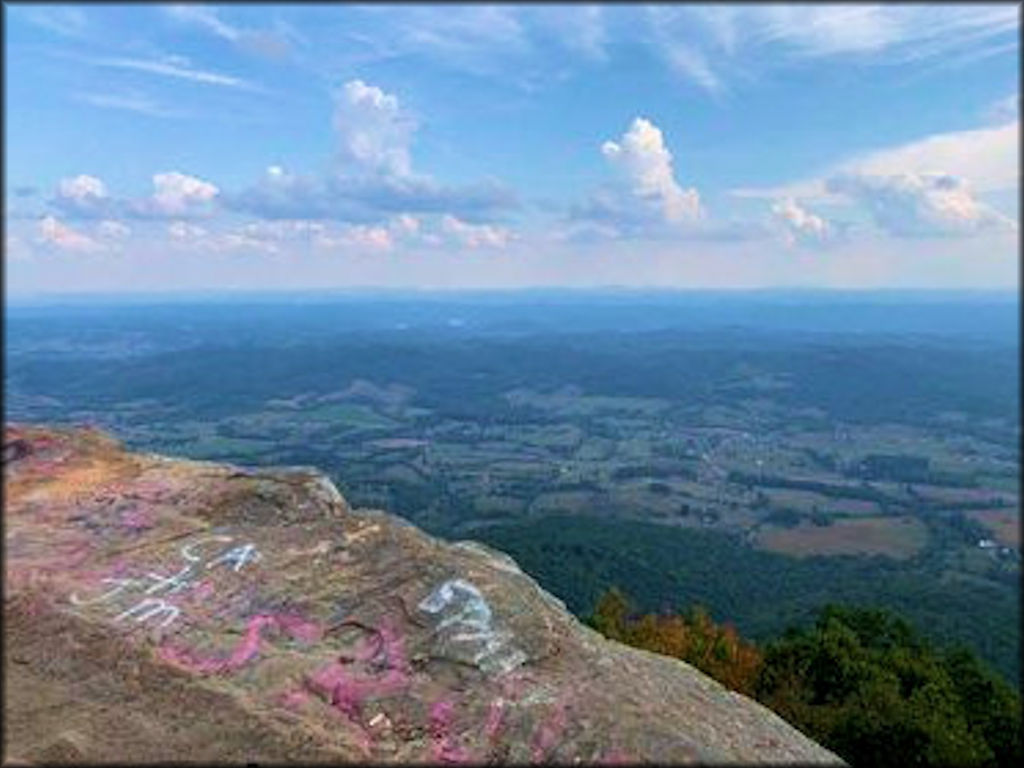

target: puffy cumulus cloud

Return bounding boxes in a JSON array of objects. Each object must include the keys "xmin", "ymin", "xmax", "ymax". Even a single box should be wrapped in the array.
[
  {"xmin": 333, "ymin": 80, "xmax": 416, "ymax": 179},
  {"xmin": 826, "ymin": 172, "xmax": 1016, "ymax": 237},
  {"xmin": 52, "ymin": 171, "xmax": 220, "ymax": 220},
  {"xmin": 224, "ymin": 81, "xmax": 517, "ymax": 224},
  {"xmin": 53, "ymin": 174, "xmax": 114, "ymax": 217},
  {"xmin": 58, "ymin": 174, "xmax": 107, "ymax": 200},
  {"xmin": 600, "ymin": 118, "xmax": 701, "ymax": 224},
  {"xmin": 771, "ymin": 198, "xmax": 832, "ymax": 247},
  {"xmin": 440, "ymin": 215, "xmax": 513, "ymax": 249},
  {"xmin": 136, "ymin": 171, "xmax": 219, "ymax": 217},
  {"xmin": 37, "ymin": 215, "xmax": 102, "ymax": 252}
]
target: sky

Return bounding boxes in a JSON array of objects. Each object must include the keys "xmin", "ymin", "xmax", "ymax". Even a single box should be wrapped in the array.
[{"xmin": 3, "ymin": 3, "xmax": 1020, "ymax": 295}]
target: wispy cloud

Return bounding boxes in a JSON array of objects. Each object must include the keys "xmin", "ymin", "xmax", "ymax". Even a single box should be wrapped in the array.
[
  {"xmin": 163, "ymin": 5, "xmax": 299, "ymax": 60},
  {"xmin": 165, "ymin": 4, "xmax": 241, "ymax": 42},
  {"xmin": 643, "ymin": 5, "xmax": 1018, "ymax": 94},
  {"xmin": 88, "ymin": 55, "xmax": 261, "ymax": 91},
  {"xmin": 18, "ymin": 6, "xmax": 88, "ymax": 38},
  {"xmin": 73, "ymin": 90, "xmax": 186, "ymax": 119}
]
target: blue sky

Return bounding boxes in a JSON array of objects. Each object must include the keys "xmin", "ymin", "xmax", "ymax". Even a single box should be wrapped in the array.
[{"xmin": 4, "ymin": 3, "xmax": 1020, "ymax": 294}]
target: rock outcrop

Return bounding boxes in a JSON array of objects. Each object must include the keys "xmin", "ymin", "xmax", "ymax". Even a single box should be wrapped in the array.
[{"xmin": 3, "ymin": 424, "xmax": 842, "ymax": 764}]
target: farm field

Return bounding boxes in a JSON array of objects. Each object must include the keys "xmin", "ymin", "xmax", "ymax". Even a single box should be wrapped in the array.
[
  {"xmin": 754, "ymin": 516, "xmax": 929, "ymax": 559},
  {"xmin": 966, "ymin": 509, "xmax": 1021, "ymax": 548}
]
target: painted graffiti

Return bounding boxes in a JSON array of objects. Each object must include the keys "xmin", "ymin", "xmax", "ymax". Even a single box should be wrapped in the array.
[
  {"xmin": 300, "ymin": 621, "xmax": 412, "ymax": 757},
  {"xmin": 114, "ymin": 597, "xmax": 181, "ymax": 628},
  {"xmin": 159, "ymin": 612, "xmax": 321, "ymax": 675},
  {"xmin": 429, "ymin": 699, "xmax": 471, "ymax": 763},
  {"xmin": 68, "ymin": 533, "xmax": 261, "ymax": 629},
  {"xmin": 418, "ymin": 578, "xmax": 527, "ymax": 677}
]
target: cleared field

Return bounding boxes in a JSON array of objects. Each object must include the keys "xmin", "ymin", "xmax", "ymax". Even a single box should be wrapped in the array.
[
  {"xmin": 966, "ymin": 509, "xmax": 1020, "ymax": 548},
  {"xmin": 219, "ymin": 403, "xmax": 399, "ymax": 438},
  {"xmin": 182, "ymin": 435, "xmax": 274, "ymax": 460},
  {"xmin": 762, "ymin": 488, "xmax": 882, "ymax": 516},
  {"xmin": 915, "ymin": 485, "xmax": 1017, "ymax": 506},
  {"xmin": 529, "ymin": 490, "xmax": 597, "ymax": 515},
  {"xmin": 366, "ymin": 437, "xmax": 428, "ymax": 449},
  {"xmin": 504, "ymin": 388, "xmax": 670, "ymax": 416},
  {"xmin": 755, "ymin": 516, "xmax": 928, "ymax": 559},
  {"xmin": 473, "ymin": 494, "xmax": 526, "ymax": 517}
]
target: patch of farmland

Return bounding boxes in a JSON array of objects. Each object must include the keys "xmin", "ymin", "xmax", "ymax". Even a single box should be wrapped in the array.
[
  {"xmin": 528, "ymin": 490, "xmax": 598, "ymax": 516},
  {"xmin": 965, "ymin": 509, "xmax": 1020, "ymax": 548},
  {"xmin": 754, "ymin": 516, "xmax": 928, "ymax": 559}
]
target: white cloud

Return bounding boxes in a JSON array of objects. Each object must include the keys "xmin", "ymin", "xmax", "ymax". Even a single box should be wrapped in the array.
[
  {"xmin": 839, "ymin": 122, "xmax": 1019, "ymax": 194},
  {"xmin": 746, "ymin": 6, "xmax": 1018, "ymax": 62},
  {"xmin": 137, "ymin": 172, "xmax": 219, "ymax": 217},
  {"xmin": 600, "ymin": 117, "xmax": 701, "ymax": 224},
  {"xmin": 440, "ymin": 215, "xmax": 513, "ymax": 249},
  {"xmin": 228, "ymin": 82, "xmax": 517, "ymax": 223},
  {"xmin": 52, "ymin": 171, "xmax": 220, "ymax": 220},
  {"xmin": 664, "ymin": 45, "xmax": 724, "ymax": 97},
  {"xmin": 165, "ymin": 5, "xmax": 241, "ymax": 42},
  {"xmin": 167, "ymin": 221, "xmax": 208, "ymax": 240},
  {"xmin": 90, "ymin": 55, "xmax": 260, "ymax": 91},
  {"xmin": 386, "ymin": 6, "xmax": 530, "ymax": 77},
  {"xmin": 212, "ymin": 231, "xmax": 282, "ymax": 255},
  {"xmin": 74, "ymin": 90, "xmax": 184, "ymax": 119},
  {"xmin": 241, "ymin": 219, "xmax": 324, "ymax": 240},
  {"xmin": 642, "ymin": 5, "xmax": 1018, "ymax": 95},
  {"xmin": 97, "ymin": 220, "xmax": 131, "ymax": 239},
  {"xmin": 163, "ymin": 5, "xmax": 297, "ymax": 60},
  {"xmin": 333, "ymin": 80, "xmax": 416, "ymax": 179},
  {"xmin": 750, "ymin": 5, "xmax": 904, "ymax": 58},
  {"xmin": 733, "ymin": 120, "xmax": 1019, "ymax": 203},
  {"xmin": 19, "ymin": 6, "xmax": 88, "ymax": 38},
  {"xmin": 314, "ymin": 224, "xmax": 393, "ymax": 252},
  {"xmin": 37, "ymin": 215, "xmax": 102, "ymax": 252},
  {"xmin": 344, "ymin": 225, "xmax": 393, "ymax": 251},
  {"xmin": 58, "ymin": 174, "xmax": 107, "ymax": 201},
  {"xmin": 826, "ymin": 172, "xmax": 1016, "ymax": 237},
  {"xmin": 53, "ymin": 175, "xmax": 112, "ymax": 218},
  {"xmin": 772, "ymin": 198, "xmax": 832, "ymax": 246}
]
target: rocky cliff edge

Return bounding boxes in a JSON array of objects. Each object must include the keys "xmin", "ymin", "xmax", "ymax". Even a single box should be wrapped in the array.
[{"xmin": 3, "ymin": 424, "xmax": 842, "ymax": 764}]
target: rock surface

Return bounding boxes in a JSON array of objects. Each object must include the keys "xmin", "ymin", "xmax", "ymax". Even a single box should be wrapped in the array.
[{"xmin": 4, "ymin": 424, "xmax": 843, "ymax": 764}]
